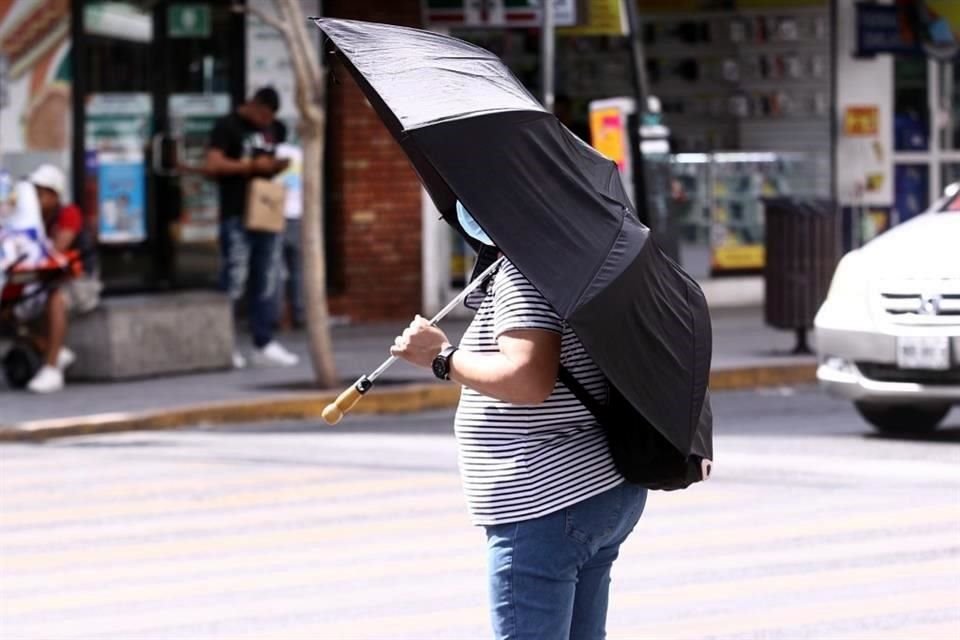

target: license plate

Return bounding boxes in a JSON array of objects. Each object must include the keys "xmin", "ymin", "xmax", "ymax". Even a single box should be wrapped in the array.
[{"xmin": 896, "ymin": 336, "xmax": 951, "ymax": 370}]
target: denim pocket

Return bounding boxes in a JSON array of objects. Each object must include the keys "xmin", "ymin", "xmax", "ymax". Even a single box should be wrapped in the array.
[{"xmin": 564, "ymin": 484, "xmax": 624, "ymax": 548}]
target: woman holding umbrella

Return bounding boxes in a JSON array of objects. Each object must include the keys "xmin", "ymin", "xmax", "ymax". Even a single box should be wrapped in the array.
[
  {"xmin": 317, "ymin": 17, "xmax": 712, "ymax": 639},
  {"xmin": 391, "ymin": 203, "xmax": 646, "ymax": 640}
]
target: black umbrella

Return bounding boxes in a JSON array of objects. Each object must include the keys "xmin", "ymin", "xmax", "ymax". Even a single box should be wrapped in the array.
[{"xmin": 316, "ymin": 18, "xmax": 712, "ymax": 468}]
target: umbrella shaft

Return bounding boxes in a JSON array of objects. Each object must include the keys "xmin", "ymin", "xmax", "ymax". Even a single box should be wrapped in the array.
[{"xmin": 367, "ymin": 255, "xmax": 504, "ymax": 383}]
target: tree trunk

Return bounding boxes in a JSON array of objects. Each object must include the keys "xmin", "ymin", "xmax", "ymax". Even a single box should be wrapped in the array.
[
  {"xmin": 250, "ymin": 0, "xmax": 337, "ymax": 388},
  {"xmin": 299, "ymin": 110, "xmax": 337, "ymax": 388}
]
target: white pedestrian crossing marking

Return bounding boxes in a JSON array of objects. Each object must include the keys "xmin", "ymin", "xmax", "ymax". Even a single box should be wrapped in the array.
[{"xmin": 1, "ymin": 429, "xmax": 958, "ymax": 639}]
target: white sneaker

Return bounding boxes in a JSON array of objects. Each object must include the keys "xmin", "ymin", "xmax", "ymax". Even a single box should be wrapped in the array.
[
  {"xmin": 232, "ymin": 350, "xmax": 247, "ymax": 369},
  {"xmin": 56, "ymin": 347, "xmax": 76, "ymax": 371},
  {"xmin": 250, "ymin": 341, "xmax": 300, "ymax": 367},
  {"xmin": 27, "ymin": 365, "xmax": 65, "ymax": 394}
]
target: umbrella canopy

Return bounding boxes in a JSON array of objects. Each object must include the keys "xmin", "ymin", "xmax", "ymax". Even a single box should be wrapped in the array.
[{"xmin": 316, "ymin": 18, "xmax": 712, "ymax": 460}]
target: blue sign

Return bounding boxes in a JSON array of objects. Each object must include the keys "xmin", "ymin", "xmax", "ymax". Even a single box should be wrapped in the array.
[
  {"xmin": 856, "ymin": 3, "xmax": 920, "ymax": 57},
  {"xmin": 98, "ymin": 159, "xmax": 146, "ymax": 244}
]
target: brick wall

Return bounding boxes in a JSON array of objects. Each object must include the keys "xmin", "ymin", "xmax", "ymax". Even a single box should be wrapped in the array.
[{"xmin": 326, "ymin": 0, "xmax": 424, "ymax": 321}]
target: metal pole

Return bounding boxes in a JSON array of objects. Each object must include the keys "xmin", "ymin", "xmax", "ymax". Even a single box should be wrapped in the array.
[
  {"xmin": 541, "ymin": 0, "xmax": 555, "ymax": 112},
  {"xmin": 322, "ymin": 255, "xmax": 505, "ymax": 425},
  {"xmin": 367, "ymin": 255, "xmax": 504, "ymax": 383},
  {"xmin": 623, "ymin": 0, "xmax": 649, "ymax": 108},
  {"xmin": 623, "ymin": 0, "xmax": 650, "ymax": 225}
]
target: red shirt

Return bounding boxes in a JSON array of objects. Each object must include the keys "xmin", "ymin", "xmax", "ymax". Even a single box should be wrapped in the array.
[{"xmin": 49, "ymin": 204, "xmax": 84, "ymax": 238}]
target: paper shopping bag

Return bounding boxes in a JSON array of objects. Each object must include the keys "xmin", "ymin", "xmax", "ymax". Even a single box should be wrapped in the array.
[{"xmin": 245, "ymin": 178, "xmax": 286, "ymax": 233}]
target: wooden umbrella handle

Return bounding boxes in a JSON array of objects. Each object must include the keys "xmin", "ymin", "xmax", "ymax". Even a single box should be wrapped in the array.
[{"xmin": 322, "ymin": 385, "xmax": 363, "ymax": 425}]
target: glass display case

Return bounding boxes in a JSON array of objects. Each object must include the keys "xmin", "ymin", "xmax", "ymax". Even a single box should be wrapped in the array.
[{"xmin": 670, "ymin": 151, "xmax": 826, "ymax": 276}]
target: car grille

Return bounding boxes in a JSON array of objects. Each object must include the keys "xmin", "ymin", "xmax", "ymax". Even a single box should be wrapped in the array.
[
  {"xmin": 878, "ymin": 280, "xmax": 960, "ymax": 325},
  {"xmin": 856, "ymin": 362, "xmax": 960, "ymax": 385}
]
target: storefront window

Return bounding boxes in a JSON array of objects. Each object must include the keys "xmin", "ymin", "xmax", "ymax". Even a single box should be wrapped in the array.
[
  {"xmin": 943, "ymin": 163, "xmax": 960, "ymax": 191},
  {"xmin": 893, "ymin": 58, "xmax": 929, "ymax": 152},
  {"xmin": 939, "ymin": 62, "xmax": 959, "ymax": 151},
  {"xmin": 894, "ymin": 164, "xmax": 929, "ymax": 221},
  {"xmin": 83, "ymin": 2, "xmax": 153, "ymax": 91},
  {"xmin": 82, "ymin": 3, "xmax": 154, "ymax": 247}
]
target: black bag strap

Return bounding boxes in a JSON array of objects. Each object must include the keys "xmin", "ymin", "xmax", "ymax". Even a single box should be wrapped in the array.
[
  {"xmin": 558, "ymin": 365, "xmax": 608, "ymax": 423},
  {"xmin": 469, "ymin": 246, "xmax": 501, "ymax": 290}
]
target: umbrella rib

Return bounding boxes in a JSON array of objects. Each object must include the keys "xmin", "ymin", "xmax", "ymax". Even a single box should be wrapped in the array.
[{"xmin": 567, "ymin": 205, "xmax": 629, "ymax": 318}]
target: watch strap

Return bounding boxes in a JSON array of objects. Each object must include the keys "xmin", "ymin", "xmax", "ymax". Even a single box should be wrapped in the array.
[{"xmin": 434, "ymin": 345, "xmax": 458, "ymax": 380}]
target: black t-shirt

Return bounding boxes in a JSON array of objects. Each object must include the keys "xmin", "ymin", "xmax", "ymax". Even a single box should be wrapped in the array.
[{"xmin": 208, "ymin": 112, "xmax": 286, "ymax": 218}]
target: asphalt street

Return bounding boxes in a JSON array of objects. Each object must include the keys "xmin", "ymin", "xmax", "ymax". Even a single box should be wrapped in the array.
[{"xmin": 1, "ymin": 386, "xmax": 958, "ymax": 639}]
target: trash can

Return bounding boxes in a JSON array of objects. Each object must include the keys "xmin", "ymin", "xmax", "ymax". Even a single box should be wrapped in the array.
[{"xmin": 763, "ymin": 198, "xmax": 839, "ymax": 353}]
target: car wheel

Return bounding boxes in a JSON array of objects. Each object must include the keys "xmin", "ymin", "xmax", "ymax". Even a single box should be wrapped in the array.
[{"xmin": 854, "ymin": 402, "xmax": 951, "ymax": 434}]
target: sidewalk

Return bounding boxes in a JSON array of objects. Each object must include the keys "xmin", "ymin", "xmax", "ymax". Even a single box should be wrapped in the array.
[{"xmin": 0, "ymin": 304, "xmax": 816, "ymax": 440}]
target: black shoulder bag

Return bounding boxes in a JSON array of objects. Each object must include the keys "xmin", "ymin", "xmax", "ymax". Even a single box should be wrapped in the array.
[{"xmin": 558, "ymin": 366, "xmax": 710, "ymax": 491}]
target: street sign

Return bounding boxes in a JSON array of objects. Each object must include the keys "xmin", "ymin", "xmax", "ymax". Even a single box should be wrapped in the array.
[{"xmin": 168, "ymin": 4, "xmax": 211, "ymax": 39}]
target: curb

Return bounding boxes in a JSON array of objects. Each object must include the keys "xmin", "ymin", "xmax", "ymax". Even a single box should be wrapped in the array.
[
  {"xmin": 0, "ymin": 384, "xmax": 462, "ymax": 443},
  {"xmin": 0, "ymin": 363, "xmax": 816, "ymax": 442},
  {"xmin": 709, "ymin": 362, "xmax": 817, "ymax": 390}
]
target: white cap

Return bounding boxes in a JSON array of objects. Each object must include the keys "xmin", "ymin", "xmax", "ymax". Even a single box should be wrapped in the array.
[{"xmin": 28, "ymin": 164, "xmax": 66, "ymax": 201}]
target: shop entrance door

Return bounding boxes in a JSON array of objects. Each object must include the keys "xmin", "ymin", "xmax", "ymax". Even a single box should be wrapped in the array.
[{"xmin": 73, "ymin": 1, "xmax": 245, "ymax": 291}]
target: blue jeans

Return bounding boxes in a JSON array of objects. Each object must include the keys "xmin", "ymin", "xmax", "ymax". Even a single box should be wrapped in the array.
[
  {"xmin": 278, "ymin": 218, "xmax": 305, "ymax": 327},
  {"xmin": 485, "ymin": 482, "xmax": 647, "ymax": 640},
  {"xmin": 219, "ymin": 217, "xmax": 280, "ymax": 348}
]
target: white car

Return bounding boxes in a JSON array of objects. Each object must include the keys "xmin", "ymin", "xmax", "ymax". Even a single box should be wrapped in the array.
[{"xmin": 815, "ymin": 184, "xmax": 960, "ymax": 434}]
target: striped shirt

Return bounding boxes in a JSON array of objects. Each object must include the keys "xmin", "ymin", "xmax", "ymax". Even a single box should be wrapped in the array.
[{"xmin": 455, "ymin": 260, "xmax": 623, "ymax": 526}]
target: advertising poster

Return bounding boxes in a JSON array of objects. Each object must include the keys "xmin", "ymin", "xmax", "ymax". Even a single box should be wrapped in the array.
[
  {"xmin": 588, "ymin": 98, "xmax": 636, "ymax": 205},
  {"xmin": 96, "ymin": 152, "xmax": 146, "ymax": 243},
  {"xmin": 86, "ymin": 93, "xmax": 151, "ymax": 244},
  {"xmin": 170, "ymin": 94, "xmax": 230, "ymax": 242},
  {"xmin": 840, "ymin": 104, "xmax": 886, "ymax": 198}
]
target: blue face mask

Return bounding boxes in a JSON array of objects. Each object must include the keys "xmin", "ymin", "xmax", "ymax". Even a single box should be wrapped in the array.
[{"xmin": 456, "ymin": 200, "xmax": 494, "ymax": 246}]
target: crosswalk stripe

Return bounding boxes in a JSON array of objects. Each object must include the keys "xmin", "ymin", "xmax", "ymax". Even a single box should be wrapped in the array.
[
  {"xmin": 3, "ymin": 509, "xmax": 956, "ymax": 596},
  {"xmin": 0, "ymin": 457, "xmax": 236, "ymax": 492},
  {"xmin": 718, "ymin": 450, "xmax": 960, "ymax": 483},
  {"xmin": 0, "ymin": 465, "xmax": 363, "ymax": 510},
  {"xmin": 3, "ymin": 428, "xmax": 959, "ymax": 640},
  {"xmin": 0, "ymin": 471, "xmax": 459, "ymax": 528},
  {"xmin": 614, "ymin": 556, "xmax": 960, "ymax": 608},
  {"xmin": 640, "ymin": 502, "xmax": 960, "ymax": 547},
  {"xmin": 2, "ymin": 535, "xmax": 955, "ymax": 620},
  {"xmin": 232, "ymin": 584, "xmax": 960, "ymax": 640},
  {"xmin": 829, "ymin": 618, "xmax": 960, "ymax": 640},
  {"xmin": 608, "ymin": 587, "xmax": 960, "ymax": 640},
  {"xmin": 0, "ymin": 478, "xmax": 907, "ymax": 551},
  {"xmin": 0, "ymin": 487, "xmax": 467, "ymax": 549},
  {"xmin": 3, "ymin": 497, "xmax": 956, "ymax": 573},
  {"xmin": 0, "ymin": 510, "xmax": 470, "ymax": 572}
]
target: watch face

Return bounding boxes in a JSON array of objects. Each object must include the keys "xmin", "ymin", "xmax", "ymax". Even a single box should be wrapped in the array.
[{"xmin": 432, "ymin": 357, "xmax": 446, "ymax": 379}]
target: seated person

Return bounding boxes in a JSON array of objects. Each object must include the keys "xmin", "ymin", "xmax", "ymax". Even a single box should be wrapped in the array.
[{"xmin": 10, "ymin": 164, "xmax": 95, "ymax": 393}]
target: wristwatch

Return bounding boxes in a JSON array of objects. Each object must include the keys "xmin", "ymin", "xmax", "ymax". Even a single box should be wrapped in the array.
[{"xmin": 432, "ymin": 346, "xmax": 458, "ymax": 381}]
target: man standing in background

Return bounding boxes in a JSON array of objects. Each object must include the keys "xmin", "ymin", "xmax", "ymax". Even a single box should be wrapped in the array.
[{"xmin": 205, "ymin": 86, "xmax": 298, "ymax": 368}]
